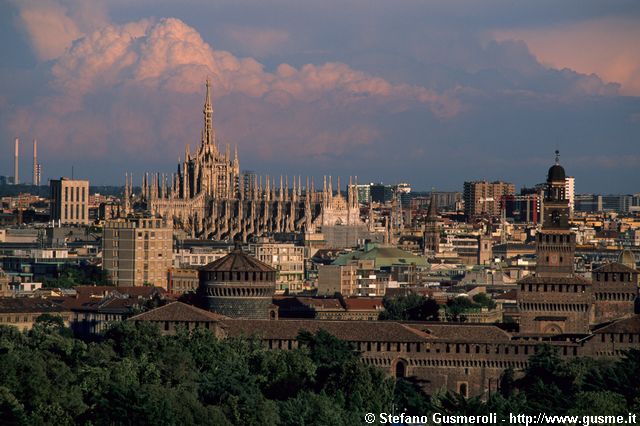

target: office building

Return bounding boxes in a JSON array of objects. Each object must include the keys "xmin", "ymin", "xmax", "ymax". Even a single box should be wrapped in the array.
[
  {"xmin": 50, "ymin": 178, "xmax": 90, "ymax": 225},
  {"xmin": 463, "ymin": 180, "xmax": 515, "ymax": 219},
  {"xmin": 103, "ymin": 216, "xmax": 173, "ymax": 288}
]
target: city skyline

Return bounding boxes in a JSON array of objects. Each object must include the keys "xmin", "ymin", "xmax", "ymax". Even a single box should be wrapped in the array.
[{"xmin": 1, "ymin": 1, "xmax": 639, "ymax": 192}]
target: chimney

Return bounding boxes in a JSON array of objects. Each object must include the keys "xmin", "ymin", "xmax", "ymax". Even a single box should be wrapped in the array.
[
  {"xmin": 14, "ymin": 137, "xmax": 19, "ymax": 184},
  {"xmin": 32, "ymin": 139, "xmax": 39, "ymax": 186}
]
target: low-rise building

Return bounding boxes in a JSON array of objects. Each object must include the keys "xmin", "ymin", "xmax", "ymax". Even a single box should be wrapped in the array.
[{"xmin": 249, "ymin": 239, "xmax": 305, "ymax": 292}]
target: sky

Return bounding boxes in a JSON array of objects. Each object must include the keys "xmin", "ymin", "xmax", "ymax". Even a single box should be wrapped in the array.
[{"xmin": 0, "ymin": 0, "xmax": 639, "ymax": 193}]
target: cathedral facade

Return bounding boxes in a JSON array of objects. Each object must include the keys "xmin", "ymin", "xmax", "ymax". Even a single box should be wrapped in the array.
[{"xmin": 125, "ymin": 80, "xmax": 364, "ymax": 240}]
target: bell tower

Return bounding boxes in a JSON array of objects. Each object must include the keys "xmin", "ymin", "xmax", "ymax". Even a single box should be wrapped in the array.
[{"xmin": 535, "ymin": 151, "xmax": 575, "ymax": 278}]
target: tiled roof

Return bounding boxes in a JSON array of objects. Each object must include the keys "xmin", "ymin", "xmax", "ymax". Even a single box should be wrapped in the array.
[
  {"xmin": 405, "ymin": 323, "xmax": 513, "ymax": 342},
  {"xmin": 70, "ymin": 297, "xmax": 142, "ymax": 313},
  {"xmin": 592, "ymin": 262, "xmax": 638, "ymax": 274},
  {"xmin": 296, "ymin": 297, "xmax": 343, "ymax": 310},
  {"xmin": 74, "ymin": 285, "xmax": 166, "ymax": 298},
  {"xmin": 344, "ymin": 297, "xmax": 384, "ymax": 311},
  {"xmin": 592, "ymin": 315, "xmax": 640, "ymax": 334},
  {"xmin": 494, "ymin": 289, "xmax": 517, "ymax": 300},
  {"xmin": 128, "ymin": 301, "xmax": 228, "ymax": 322},
  {"xmin": 200, "ymin": 250, "xmax": 275, "ymax": 272},
  {"xmin": 221, "ymin": 319, "xmax": 433, "ymax": 342},
  {"xmin": 0, "ymin": 297, "xmax": 69, "ymax": 313}
]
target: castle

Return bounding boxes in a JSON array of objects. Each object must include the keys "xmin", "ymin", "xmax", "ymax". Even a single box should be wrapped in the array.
[
  {"xmin": 130, "ymin": 153, "xmax": 639, "ymax": 399},
  {"xmin": 124, "ymin": 79, "xmax": 363, "ymax": 241}
]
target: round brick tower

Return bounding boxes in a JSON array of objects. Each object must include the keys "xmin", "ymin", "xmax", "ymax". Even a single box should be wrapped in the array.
[{"xmin": 198, "ymin": 249, "xmax": 276, "ymax": 319}]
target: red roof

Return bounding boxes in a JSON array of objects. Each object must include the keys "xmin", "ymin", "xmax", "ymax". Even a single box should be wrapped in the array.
[{"xmin": 344, "ymin": 297, "xmax": 384, "ymax": 311}]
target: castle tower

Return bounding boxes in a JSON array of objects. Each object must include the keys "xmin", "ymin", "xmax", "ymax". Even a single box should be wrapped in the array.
[
  {"xmin": 517, "ymin": 151, "xmax": 592, "ymax": 335},
  {"xmin": 198, "ymin": 250, "xmax": 277, "ymax": 319},
  {"xmin": 535, "ymin": 150, "xmax": 575, "ymax": 278}
]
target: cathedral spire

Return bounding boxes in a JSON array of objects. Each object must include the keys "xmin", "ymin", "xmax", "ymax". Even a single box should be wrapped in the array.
[{"xmin": 203, "ymin": 78, "xmax": 215, "ymax": 148}]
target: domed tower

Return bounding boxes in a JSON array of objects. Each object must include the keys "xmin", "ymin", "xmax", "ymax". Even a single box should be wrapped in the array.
[
  {"xmin": 517, "ymin": 152, "xmax": 593, "ymax": 335},
  {"xmin": 198, "ymin": 250, "xmax": 276, "ymax": 319},
  {"xmin": 536, "ymin": 150, "xmax": 575, "ymax": 277}
]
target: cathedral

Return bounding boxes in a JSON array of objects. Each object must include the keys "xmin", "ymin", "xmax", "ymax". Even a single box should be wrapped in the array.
[{"xmin": 124, "ymin": 80, "xmax": 364, "ymax": 240}]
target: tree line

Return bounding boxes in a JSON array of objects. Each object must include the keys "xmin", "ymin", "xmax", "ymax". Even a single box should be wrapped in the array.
[{"xmin": 0, "ymin": 315, "xmax": 638, "ymax": 425}]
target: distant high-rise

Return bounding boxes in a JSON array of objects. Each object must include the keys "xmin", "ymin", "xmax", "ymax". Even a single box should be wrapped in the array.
[
  {"xmin": 463, "ymin": 180, "xmax": 515, "ymax": 220},
  {"xmin": 50, "ymin": 177, "xmax": 90, "ymax": 225},
  {"xmin": 13, "ymin": 137, "xmax": 19, "ymax": 185},
  {"xmin": 32, "ymin": 139, "xmax": 41, "ymax": 186},
  {"xmin": 565, "ymin": 176, "xmax": 575, "ymax": 217}
]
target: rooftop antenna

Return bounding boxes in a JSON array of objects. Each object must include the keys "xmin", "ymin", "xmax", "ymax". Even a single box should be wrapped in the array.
[{"xmin": 71, "ymin": 165, "xmax": 74, "ymax": 179}]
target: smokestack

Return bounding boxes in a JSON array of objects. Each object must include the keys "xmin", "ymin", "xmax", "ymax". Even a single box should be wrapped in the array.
[
  {"xmin": 14, "ymin": 137, "xmax": 19, "ymax": 185},
  {"xmin": 32, "ymin": 139, "xmax": 39, "ymax": 186}
]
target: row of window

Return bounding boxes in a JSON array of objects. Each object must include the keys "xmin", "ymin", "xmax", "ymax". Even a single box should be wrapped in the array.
[
  {"xmin": 594, "ymin": 292, "xmax": 636, "ymax": 301},
  {"xmin": 266, "ymin": 338, "xmax": 579, "ymax": 358},
  {"xmin": 595, "ymin": 272, "xmax": 634, "ymax": 283},
  {"xmin": 520, "ymin": 283, "xmax": 587, "ymax": 293},
  {"xmin": 63, "ymin": 204, "xmax": 85, "ymax": 221},
  {"xmin": 520, "ymin": 302, "xmax": 590, "ymax": 312},
  {"xmin": 205, "ymin": 271, "xmax": 275, "ymax": 282},
  {"xmin": 537, "ymin": 233, "xmax": 572, "ymax": 243},
  {"xmin": 203, "ymin": 286, "xmax": 272, "ymax": 297},
  {"xmin": 64, "ymin": 186, "xmax": 86, "ymax": 203},
  {"xmin": 0, "ymin": 314, "xmax": 69, "ymax": 323},
  {"xmin": 599, "ymin": 333, "xmax": 639, "ymax": 343}
]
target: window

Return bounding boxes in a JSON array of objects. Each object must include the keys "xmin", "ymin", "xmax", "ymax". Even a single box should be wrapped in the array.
[{"xmin": 458, "ymin": 382, "xmax": 468, "ymax": 398}]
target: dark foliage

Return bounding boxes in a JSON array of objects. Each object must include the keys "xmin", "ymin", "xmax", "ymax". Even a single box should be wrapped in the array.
[{"xmin": 379, "ymin": 294, "xmax": 439, "ymax": 321}]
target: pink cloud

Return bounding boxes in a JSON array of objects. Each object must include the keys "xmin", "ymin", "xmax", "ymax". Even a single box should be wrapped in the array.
[
  {"xmin": 6, "ymin": 16, "xmax": 460, "ymax": 168},
  {"xmin": 11, "ymin": 0, "xmax": 108, "ymax": 61},
  {"xmin": 494, "ymin": 17, "xmax": 640, "ymax": 95}
]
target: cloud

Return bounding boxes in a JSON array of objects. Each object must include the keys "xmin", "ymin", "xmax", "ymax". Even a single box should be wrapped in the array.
[
  {"xmin": 494, "ymin": 17, "xmax": 640, "ymax": 95},
  {"xmin": 221, "ymin": 26, "xmax": 291, "ymax": 57},
  {"xmin": 49, "ymin": 17, "xmax": 458, "ymax": 114},
  {"xmin": 2, "ymin": 0, "xmax": 639, "ymax": 190},
  {"xmin": 5, "ymin": 17, "xmax": 459, "ymax": 175},
  {"xmin": 11, "ymin": 0, "xmax": 107, "ymax": 61}
]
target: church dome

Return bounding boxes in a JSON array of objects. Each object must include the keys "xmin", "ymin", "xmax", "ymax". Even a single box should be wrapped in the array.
[
  {"xmin": 618, "ymin": 249, "xmax": 637, "ymax": 270},
  {"xmin": 547, "ymin": 164, "xmax": 566, "ymax": 182},
  {"xmin": 547, "ymin": 150, "xmax": 566, "ymax": 182}
]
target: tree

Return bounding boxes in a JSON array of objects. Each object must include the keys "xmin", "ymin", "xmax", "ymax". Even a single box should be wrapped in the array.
[
  {"xmin": 394, "ymin": 377, "xmax": 434, "ymax": 416},
  {"xmin": 379, "ymin": 294, "xmax": 439, "ymax": 321},
  {"xmin": 568, "ymin": 391, "xmax": 627, "ymax": 416},
  {"xmin": 0, "ymin": 386, "xmax": 27, "ymax": 425},
  {"xmin": 472, "ymin": 293, "xmax": 496, "ymax": 309}
]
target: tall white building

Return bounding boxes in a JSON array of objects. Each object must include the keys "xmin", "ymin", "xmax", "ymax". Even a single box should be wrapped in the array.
[{"xmin": 565, "ymin": 176, "xmax": 575, "ymax": 217}]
